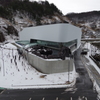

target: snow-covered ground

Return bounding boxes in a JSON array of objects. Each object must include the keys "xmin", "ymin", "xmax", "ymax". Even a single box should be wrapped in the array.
[{"xmin": 0, "ymin": 43, "xmax": 77, "ymax": 89}]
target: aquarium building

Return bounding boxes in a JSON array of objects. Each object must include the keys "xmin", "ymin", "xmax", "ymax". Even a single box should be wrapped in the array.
[{"xmin": 17, "ymin": 23, "xmax": 82, "ymax": 74}]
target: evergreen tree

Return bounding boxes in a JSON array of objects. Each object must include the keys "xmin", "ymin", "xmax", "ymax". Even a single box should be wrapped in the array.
[{"xmin": 0, "ymin": 0, "xmax": 62, "ymax": 20}]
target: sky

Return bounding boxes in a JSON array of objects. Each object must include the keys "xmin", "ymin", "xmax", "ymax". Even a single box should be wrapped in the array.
[{"xmin": 30, "ymin": 0, "xmax": 100, "ymax": 15}]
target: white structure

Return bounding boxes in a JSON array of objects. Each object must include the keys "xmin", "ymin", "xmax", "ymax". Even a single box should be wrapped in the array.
[
  {"xmin": 19, "ymin": 23, "xmax": 82, "ymax": 48},
  {"xmin": 18, "ymin": 23, "xmax": 82, "ymax": 74}
]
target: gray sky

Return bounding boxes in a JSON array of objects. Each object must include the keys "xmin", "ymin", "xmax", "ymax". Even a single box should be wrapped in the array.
[{"xmin": 30, "ymin": 0, "xmax": 100, "ymax": 15}]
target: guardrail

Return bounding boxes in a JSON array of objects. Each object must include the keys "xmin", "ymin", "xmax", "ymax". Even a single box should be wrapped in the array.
[
  {"xmin": 81, "ymin": 38, "xmax": 100, "ymax": 41},
  {"xmin": 89, "ymin": 56, "xmax": 100, "ymax": 68}
]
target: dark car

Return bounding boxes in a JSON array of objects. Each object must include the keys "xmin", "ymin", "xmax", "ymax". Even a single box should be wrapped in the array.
[{"xmin": 81, "ymin": 48, "xmax": 89, "ymax": 55}]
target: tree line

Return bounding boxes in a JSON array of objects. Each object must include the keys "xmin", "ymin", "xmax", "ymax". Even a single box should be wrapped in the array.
[
  {"xmin": 66, "ymin": 11, "xmax": 100, "ymax": 21},
  {"xmin": 0, "ymin": 0, "xmax": 62, "ymax": 21}
]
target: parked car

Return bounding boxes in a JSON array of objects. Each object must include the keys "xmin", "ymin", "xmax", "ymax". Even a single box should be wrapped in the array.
[{"xmin": 81, "ymin": 48, "xmax": 89, "ymax": 55}]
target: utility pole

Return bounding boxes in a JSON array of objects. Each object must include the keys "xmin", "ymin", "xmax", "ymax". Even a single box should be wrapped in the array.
[
  {"xmin": 2, "ymin": 48, "xmax": 5, "ymax": 76},
  {"xmin": 68, "ymin": 56, "xmax": 71, "ymax": 83}
]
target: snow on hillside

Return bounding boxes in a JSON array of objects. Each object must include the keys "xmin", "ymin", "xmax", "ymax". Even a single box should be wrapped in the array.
[
  {"xmin": 0, "ymin": 17, "xmax": 8, "ymax": 33},
  {"xmin": 66, "ymin": 12, "xmax": 100, "ymax": 38},
  {"xmin": 0, "ymin": 12, "xmax": 69, "ymax": 43},
  {"xmin": 0, "ymin": 17, "xmax": 19, "ymax": 42},
  {"xmin": 14, "ymin": 14, "xmax": 35, "ymax": 28},
  {"xmin": 0, "ymin": 43, "xmax": 77, "ymax": 89}
]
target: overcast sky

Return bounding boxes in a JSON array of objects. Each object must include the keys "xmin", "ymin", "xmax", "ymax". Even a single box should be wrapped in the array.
[{"xmin": 30, "ymin": 0, "xmax": 100, "ymax": 15}]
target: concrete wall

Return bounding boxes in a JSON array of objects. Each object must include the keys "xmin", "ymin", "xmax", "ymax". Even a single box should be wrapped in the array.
[
  {"xmin": 23, "ymin": 50, "xmax": 73, "ymax": 74},
  {"xmin": 19, "ymin": 23, "xmax": 82, "ymax": 48}
]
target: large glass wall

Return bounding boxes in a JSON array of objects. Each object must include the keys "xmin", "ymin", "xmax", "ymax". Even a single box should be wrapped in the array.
[{"xmin": 30, "ymin": 39, "xmax": 77, "ymax": 49}]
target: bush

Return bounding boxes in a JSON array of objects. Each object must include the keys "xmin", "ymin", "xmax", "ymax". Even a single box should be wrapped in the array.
[{"xmin": 0, "ymin": 32, "xmax": 5, "ymax": 42}]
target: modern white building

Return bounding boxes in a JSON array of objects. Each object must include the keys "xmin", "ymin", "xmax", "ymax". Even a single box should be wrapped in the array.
[
  {"xmin": 19, "ymin": 23, "xmax": 81, "ymax": 48},
  {"xmin": 17, "ymin": 23, "xmax": 82, "ymax": 74}
]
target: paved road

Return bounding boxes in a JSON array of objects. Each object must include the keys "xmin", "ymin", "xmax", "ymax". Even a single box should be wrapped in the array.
[
  {"xmin": 0, "ymin": 48, "xmax": 98, "ymax": 100},
  {"xmin": 82, "ymin": 54, "xmax": 100, "ymax": 91},
  {"xmin": 73, "ymin": 48, "xmax": 97, "ymax": 100}
]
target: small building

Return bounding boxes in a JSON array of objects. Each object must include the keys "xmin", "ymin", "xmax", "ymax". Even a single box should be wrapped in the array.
[{"xmin": 17, "ymin": 23, "xmax": 82, "ymax": 74}]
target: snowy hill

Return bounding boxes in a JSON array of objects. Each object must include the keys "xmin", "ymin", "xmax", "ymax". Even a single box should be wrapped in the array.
[
  {"xmin": 0, "ymin": 0, "xmax": 68, "ymax": 43},
  {"xmin": 66, "ymin": 11, "xmax": 100, "ymax": 38},
  {"xmin": 0, "ymin": 0, "xmax": 99, "ymax": 42},
  {"xmin": 0, "ymin": 17, "xmax": 18, "ymax": 42},
  {"xmin": 0, "ymin": 13, "xmax": 68, "ymax": 43}
]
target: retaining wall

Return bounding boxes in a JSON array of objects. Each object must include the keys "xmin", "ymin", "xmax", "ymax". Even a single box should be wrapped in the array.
[{"xmin": 23, "ymin": 50, "xmax": 73, "ymax": 74}]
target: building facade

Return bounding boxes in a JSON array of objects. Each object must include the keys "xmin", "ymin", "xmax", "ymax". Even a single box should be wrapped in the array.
[{"xmin": 17, "ymin": 23, "xmax": 82, "ymax": 74}]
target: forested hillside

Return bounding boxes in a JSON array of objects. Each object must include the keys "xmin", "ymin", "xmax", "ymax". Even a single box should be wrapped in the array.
[
  {"xmin": 0, "ymin": 0, "xmax": 100, "ymax": 42},
  {"xmin": 66, "ymin": 11, "xmax": 100, "ymax": 38},
  {"xmin": 0, "ymin": 0, "xmax": 65, "ymax": 42},
  {"xmin": 0, "ymin": 0, "xmax": 62, "ymax": 22}
]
